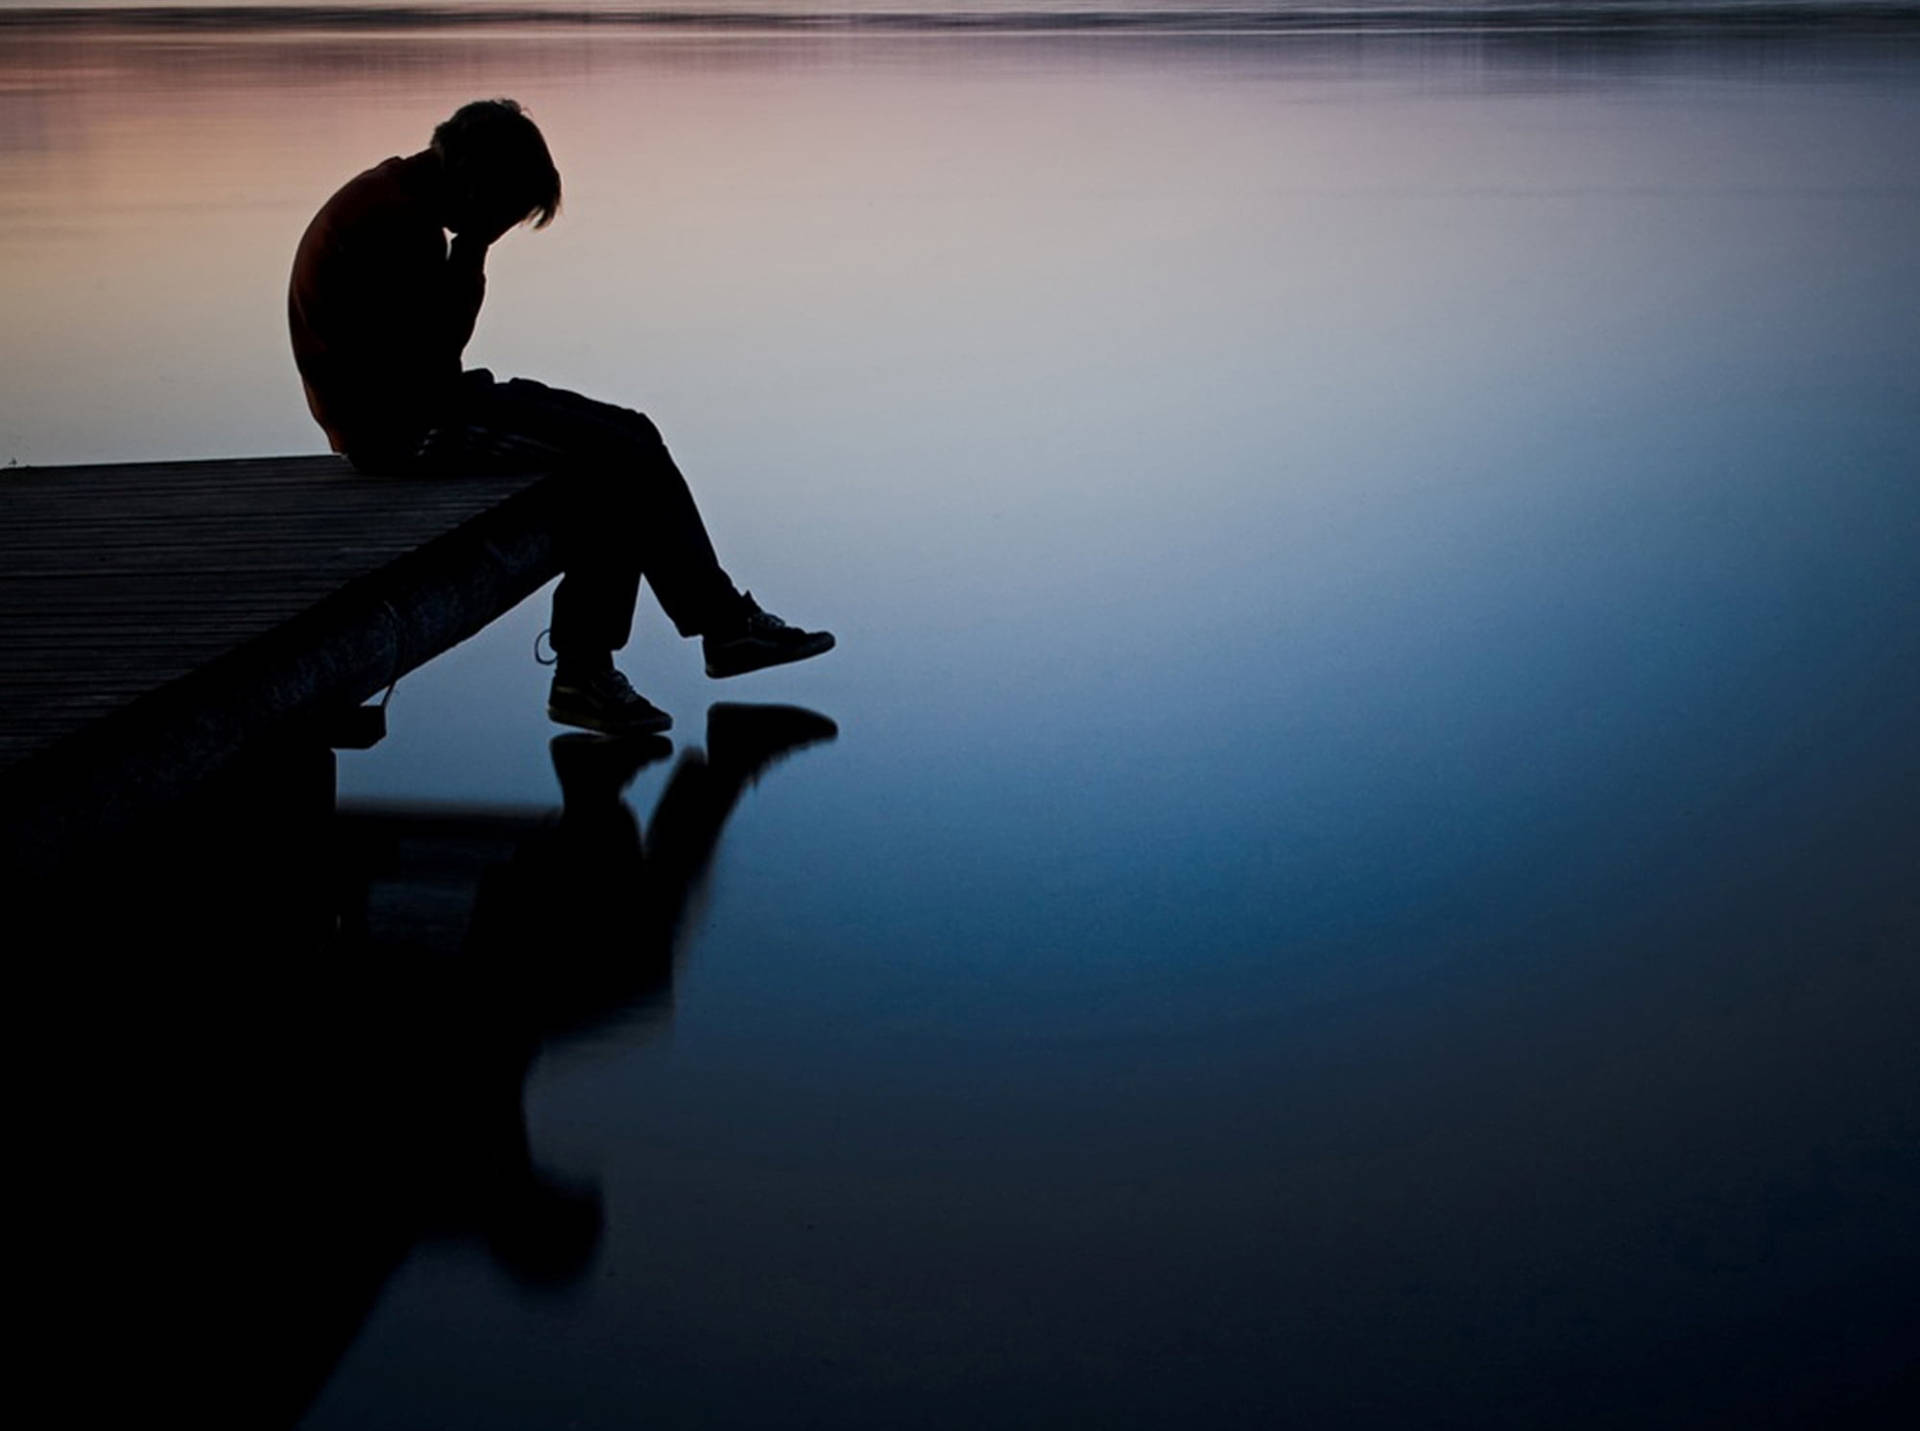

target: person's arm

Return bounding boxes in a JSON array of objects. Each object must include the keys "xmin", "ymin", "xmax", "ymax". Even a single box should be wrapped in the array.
[{"xmin": 443, "ymin": 231, "xmax": 490, "ymax": 359}]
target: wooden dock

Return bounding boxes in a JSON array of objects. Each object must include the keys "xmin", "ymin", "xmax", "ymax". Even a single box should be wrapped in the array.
[{"xmin": 0, "ymin": 455, "xmax": 563, "ymax": 874}]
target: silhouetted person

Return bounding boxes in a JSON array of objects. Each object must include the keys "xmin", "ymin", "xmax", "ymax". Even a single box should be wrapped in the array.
[{"xmin": 289, "ymin": 99, "xmax": 833, "ymax": 735}]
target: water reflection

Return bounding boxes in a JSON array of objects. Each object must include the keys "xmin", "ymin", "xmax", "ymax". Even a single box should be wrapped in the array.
[{"xmin": 44, "ymin": 703, "xmax": 834, "ymax": 1426}]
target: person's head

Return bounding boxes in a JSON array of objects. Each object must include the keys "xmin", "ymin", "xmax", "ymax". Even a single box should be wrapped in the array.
[{"xmin": 431, "ymin": 98, "xmax": 561, "ymax": 237}]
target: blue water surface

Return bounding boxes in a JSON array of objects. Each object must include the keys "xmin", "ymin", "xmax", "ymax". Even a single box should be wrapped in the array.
[{"xmin": 4, "ymin": 18, "xmax": 1917, "ymax": 1427}]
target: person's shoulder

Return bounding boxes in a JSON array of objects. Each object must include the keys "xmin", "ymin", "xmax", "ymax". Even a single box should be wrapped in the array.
[
  {"xmin": 298, "ymin": 154, "xmax": 438, "ymax": 263},
  {"xmin": 317, "ymin": 156, "xmax": 417, "ymax": 224}
]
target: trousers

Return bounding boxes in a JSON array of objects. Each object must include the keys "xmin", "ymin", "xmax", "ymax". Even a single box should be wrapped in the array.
[{"xmin": 353, "ymin": 370, "xmax": 745, "ymax": 658}]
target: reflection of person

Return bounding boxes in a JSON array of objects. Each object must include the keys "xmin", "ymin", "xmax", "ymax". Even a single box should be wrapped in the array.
[
  {"xmin": 475, "ymin": 703, "xmax": 840, "ymax": 1042},
  {"xmin": 271, "ymin": 703, "xmax": 837, "ymax": 1425},
  {"xmin": 289, "ymin": 99, "xmax": 833, "ymax": 735}
]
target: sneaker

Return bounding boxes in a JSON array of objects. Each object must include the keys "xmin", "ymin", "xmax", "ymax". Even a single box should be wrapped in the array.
[
  {"xmin": 547, "ymin": 669, "xmax": 673, "ymax": 735},
  {"xmin": 703, "ymin": 593, "xmax": 835, "ymax": 679}
]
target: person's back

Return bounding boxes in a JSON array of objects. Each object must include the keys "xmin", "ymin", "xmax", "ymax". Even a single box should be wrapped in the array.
[{"xmin": 289, "ymin": 153, "xmax": 475, "ymax": 465}]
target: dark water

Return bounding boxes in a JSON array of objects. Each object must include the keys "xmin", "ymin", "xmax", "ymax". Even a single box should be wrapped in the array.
[{"xmin": 10, "ymin": 15, "xmax": 1920, "ymax": 1428}]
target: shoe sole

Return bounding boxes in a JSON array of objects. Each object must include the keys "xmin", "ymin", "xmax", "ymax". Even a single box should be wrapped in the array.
[
  {"xmin": 547, "ymin": 702, "xmax": 673, "ymax": 736},
  {"xmin": 705, "ymin": 631, "xmax": 835, "ymax": 680}
]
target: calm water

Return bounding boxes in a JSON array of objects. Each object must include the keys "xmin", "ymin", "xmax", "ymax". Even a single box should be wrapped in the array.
[{"xmin": 8, "ymin": 14, "xmax": 1920, "ymax": 1428}]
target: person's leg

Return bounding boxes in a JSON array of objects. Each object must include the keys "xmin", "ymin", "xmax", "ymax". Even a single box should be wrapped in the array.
[
  {"xmin": 456, "ymin": 376, "xmax": 749, "ymax": 651},
  {"xmin": 410, "ymin": 372, "xmax": 833, "ymax": 730}
]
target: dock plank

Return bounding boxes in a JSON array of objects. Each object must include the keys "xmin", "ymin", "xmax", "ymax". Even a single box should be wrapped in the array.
[{"xmin": 1, "ymin": 454, "xmax": 564, "ymax": 869}]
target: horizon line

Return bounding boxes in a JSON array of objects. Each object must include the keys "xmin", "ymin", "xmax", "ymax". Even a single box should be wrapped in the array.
[{"xmin": 7, "ymin": 0, "xmax": 1920, "ymax": 38}]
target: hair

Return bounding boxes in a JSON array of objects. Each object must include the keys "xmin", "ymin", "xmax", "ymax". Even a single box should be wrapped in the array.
[{"xmin": 431, "ymin": 98, "xmax": 562, "ymax": 229}]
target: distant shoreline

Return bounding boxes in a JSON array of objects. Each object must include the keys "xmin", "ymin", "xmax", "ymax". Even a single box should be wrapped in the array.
[{"xmin": 5, "ymin": 3, "xmax": 1920, "ymax": 38}]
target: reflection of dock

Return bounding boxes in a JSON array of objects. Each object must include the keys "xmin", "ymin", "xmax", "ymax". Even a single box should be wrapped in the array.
[{"xmin": 0, "ymin": 455, "xmax": 561, "ymax": 871}]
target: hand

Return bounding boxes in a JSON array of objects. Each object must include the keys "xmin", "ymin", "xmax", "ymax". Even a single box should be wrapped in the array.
[
  {"xmin": 451, "ymin": 192, "xmax": 527, "ymax": 251},
  {"xmin": 449, "ymin": 230, "xmax": 495, "ymax": 268}
]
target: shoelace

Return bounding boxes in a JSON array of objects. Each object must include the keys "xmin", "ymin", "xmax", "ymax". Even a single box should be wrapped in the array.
[
  {"xmin": 557, "ymin": 668, "xmax": 644, "ymax": 703},
  {"xmin": 550, "ymin": 660, "xmax": 639, "ymax": 701},
  {"xmin": 738, "ymin": 593, "xmax": 791, "ymax": 636}
]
